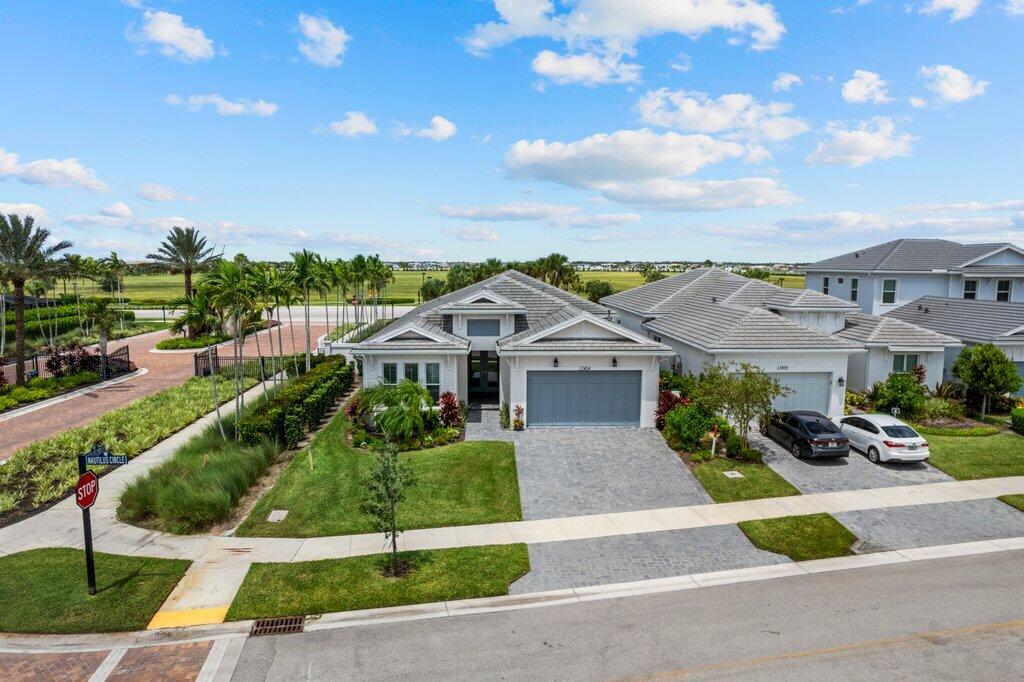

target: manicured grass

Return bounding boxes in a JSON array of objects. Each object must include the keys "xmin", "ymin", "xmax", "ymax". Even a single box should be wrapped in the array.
[
  {"xmin": 1000, "ymin": 495, "xmax": 1024, "ymax": 513},
  {"xmin": 692, "ymin": 458, "xmax": 801, "ymax": 503},
  {"xmin": 912, "ymin": 422, "xmax": 1001, "ymax": 437},
  {"xmin": 235, "ymin": 413, "xmax": 522, "ymax": 537},
  {"xmin": 738, "ymin": 514, "xmax": 856, "ymax": 561},
  {"xmin": 226, "ymin": 545, "xmax": 530, "ymax": 620},
  {"xmin": 0, "ymin": 548, "xmax": 189, "ymax": 633},
  {"xmin": 926, "ymin": 431, "xmax": 1024, "ymax": 480},
  {"xmin": 325, "ymin": 322, "xmax": 360, "ymax": 342}
]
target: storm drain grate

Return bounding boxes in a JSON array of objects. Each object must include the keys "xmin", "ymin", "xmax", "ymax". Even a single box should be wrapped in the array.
[{"xmin": 250, "ymin": 615, "xmax": 306, "ymax": 636}]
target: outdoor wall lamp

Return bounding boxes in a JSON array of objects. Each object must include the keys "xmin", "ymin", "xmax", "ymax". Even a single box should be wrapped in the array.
[
  {"xmin": 612, "ymin": 357, "xmax": 618, "ymax": 367},
  {"xmin": 837, "ymin": 377, "xmax": 846, "ymax": 387},
  {"xmin": 553, "ymin": 358, "xmax": 559, "ymax": 367}
]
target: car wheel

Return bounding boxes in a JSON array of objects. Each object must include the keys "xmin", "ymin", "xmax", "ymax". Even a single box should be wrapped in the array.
[
  {"xmin": 867, "ymin": 447, "xmax": 881, "ymax": 464},
  {"xmin": 791, "ymin": 443, "xmax": 803, "ymax": 459}
]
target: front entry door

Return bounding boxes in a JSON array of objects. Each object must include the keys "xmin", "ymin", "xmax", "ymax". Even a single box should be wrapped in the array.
[{"xmin": 469, "ymin": 351, "xmax": 498, "ymax": 396}]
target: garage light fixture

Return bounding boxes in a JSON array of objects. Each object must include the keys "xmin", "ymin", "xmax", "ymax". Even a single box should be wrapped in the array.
[
  {"xmin": 837, "ymin": 377, "xmax": 845, "ymax": 387},
  {"xmin": 612, "ymin": 357, "xmax": 618, "ymax": 367},
  {"xmin": 553, "ymin": 358, "xmax": 559, "ymax": 367}
]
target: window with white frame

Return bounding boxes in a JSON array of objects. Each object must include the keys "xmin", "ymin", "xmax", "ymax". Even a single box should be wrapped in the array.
[
  {"xmin": 997, "ymin": 279, "xmax": 1012, "ymax": 302},
  {"xmin": 822, "ymin": 276, "xmax": 830, "ymax": 295},
  {"xmin": 466, "ymin": 318, "xmax": 500, "ymax": 336},
  {"xmin": 850, "ymin": 278, "xmax": 859, "ymax": 302},
  {"xmin": 404, "ymin": 363, "xmax": 419, "ymax": 383},
  {"xmin": 837, "ymin": 276, "xmax": 845, "ymax": 285},
  {"xmin": 882, "ymin": 279, "xmax": 898, "ymax": 304},
  {"xmin": 963, "ymin": 279, "xmax": 978, "ymax": 300},
  {"xmin": 382, "ymin": 362, "xmax": 397, "ymax": 384},
  {"xmin": 892, "ymin": 353, "xmax": 920, "ymax": 374},
  {"xmin": 425, "ymin": 363, "xmax": 440, "ymax": 401}
]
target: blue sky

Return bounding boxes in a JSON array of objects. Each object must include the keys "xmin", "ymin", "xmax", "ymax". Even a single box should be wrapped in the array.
[{"xmin": 1, "ymin": 0, "xmax": 1022, "ymax": 263}]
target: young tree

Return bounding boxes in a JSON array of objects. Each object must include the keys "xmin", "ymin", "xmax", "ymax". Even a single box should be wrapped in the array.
[
  {"xmin": 953, "ymin": 344, "xmax": 1022, "ymax": 418},
  {"xmin": 722, "ymin": 363, "xmax": 789, "ymax": 447},
  {"xmin": 0, "ymin": 214, "xmax": 72, "ymax": 384},
  {"xmin": 363, "ymin": 447, "xmax": 416, "ymax": 576},
  {"xmin": 579, "ymin": 279, "xmax": 614, "ymax": 303},
  {"xmin": 290, "ymin": 249, "xmax": 320, "ymax": 371},
  {"xmin": 419, "ymin": 276, "xmax": 446, "ymax": 302}
]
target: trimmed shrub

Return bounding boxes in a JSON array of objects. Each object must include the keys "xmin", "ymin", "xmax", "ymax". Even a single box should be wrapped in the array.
[
  {"xmin": 918, "ymin": 397, "xmax": 966, "ymax": 421},
  {"xmin": 155, "ymin": 335, "xmax": 230, "ymax": 350},
  {"xmin": 845, "ymin": 390, "xmax": 870, "ymax": 412},
  {"xmin": 659, "ymin": 371, "xmax": 698, "ymax": 397},
  {"xmin": 663, "ymin": 403, "xmax": 717, "ymax": 452},
  {"xmin": 873, "ymin": 374, "xmax": 927, "ymax": 418},
  {"xmin": 1012, "ymin": 408, "xmax": 1024, "ymax": 436},
  {"xmin": 499, "ymin": 402, "xmax": 510, "ymax": 430}
]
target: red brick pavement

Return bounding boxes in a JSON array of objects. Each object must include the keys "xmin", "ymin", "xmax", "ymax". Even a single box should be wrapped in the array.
[
  {"xmin": 107, "ymin": 641, "xmax": 214, "ymax": 681},
  {"xmin": 0, "ymin": 324, "xmax": 327, "ymax": 461},
  {"xmin": 0, "ymin": 650, "xmax": 108, "ymax": 681}
]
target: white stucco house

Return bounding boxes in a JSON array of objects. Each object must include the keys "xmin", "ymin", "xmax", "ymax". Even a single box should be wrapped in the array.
[
  {"xmin": 352, "ymin": 270, "xmax": 673, "ymax": 428},
  {"xmin": 804, "ymin": 239, "xmax": 1024, "ymax": 316}
]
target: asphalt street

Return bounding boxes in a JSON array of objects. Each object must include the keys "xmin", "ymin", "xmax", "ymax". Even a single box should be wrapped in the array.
[{"xmin": 234, "ymin": 549, "xmax": 1024, "ymax": 680}]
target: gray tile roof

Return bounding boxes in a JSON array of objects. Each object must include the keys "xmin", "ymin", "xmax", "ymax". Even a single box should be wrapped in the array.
[
  {"xmin": 835, "ymin": 312, "xmax": 962, "ymax": 348},
  {"xmin": 884, "ymin": 297, "xmax": 1024, "ymax": 344},
  {"xmin": 805, "ymin": 239, "xmax": 1012, "ymax": 273}
]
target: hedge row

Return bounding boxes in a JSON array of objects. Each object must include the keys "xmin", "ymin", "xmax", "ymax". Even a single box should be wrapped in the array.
[
  {"xmin": 4, "ymin": 310, "xmax": 136, "ymax": 338},
  {"xmin": 238, "ymin": 358, "xmax": 354, "ymax": 449},
  {"xmin": 1012, "ymin": 408, "xmax": 1024, "ymax": 436},
  {"xmin": 3, "ymin": 304, "xmax": 80, "ymax": 324}
]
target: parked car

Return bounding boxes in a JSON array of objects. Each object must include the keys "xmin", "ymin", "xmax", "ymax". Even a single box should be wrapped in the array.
[
  {"xmin": 838, "ymin": 414, "xmax": 930, "ymax": 464},
  {"xmin": 762, "ymin": 411, "xmax": 850, "ymax": 459}
]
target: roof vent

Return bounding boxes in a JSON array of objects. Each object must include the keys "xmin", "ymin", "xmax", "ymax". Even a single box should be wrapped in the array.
[
  {"xmin": 712, "ymin": 296, "xmax": 718, "ymax": 303},
  {"xmin": 924, "ymin": 307, "xmax": 930, "ymax": 314},
  {"xmin": 917, "ymin": 304, "xmax": 923, "ymax": 310},
  {"xmin": 854, "ymin": 252, "xmax": 860, "ymax": 258}
]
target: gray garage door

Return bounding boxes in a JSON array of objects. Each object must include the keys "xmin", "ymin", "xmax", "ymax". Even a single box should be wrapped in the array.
[
  {"xmin": 527, "ymin": 370, "xmax": 642, "ymax": 426},
  {"xmin": 769, "ymin": 372, "xmax": 831, "ymax": 414}
]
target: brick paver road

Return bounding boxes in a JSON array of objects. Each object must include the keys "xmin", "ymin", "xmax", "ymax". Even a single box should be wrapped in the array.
[{"xmin": 0, "ymin": 323, "xmax": 327, "ymax": 461}]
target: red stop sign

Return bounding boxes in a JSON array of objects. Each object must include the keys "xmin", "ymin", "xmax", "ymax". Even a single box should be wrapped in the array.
[{"xmin": 75, "ymin": 471, "xmax": 99, "ymax": 510}]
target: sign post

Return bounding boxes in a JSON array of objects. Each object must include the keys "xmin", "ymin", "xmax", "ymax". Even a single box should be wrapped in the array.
[
  {"xmin": 710, "ymin": 425, "xmax": 720, "ymax": 456},
  {"xmin": 76, "ymin": 444, "xmax": 128, "ymax": 596}
]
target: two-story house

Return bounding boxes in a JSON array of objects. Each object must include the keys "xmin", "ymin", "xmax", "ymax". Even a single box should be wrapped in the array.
[{"xmin": 804, "ymin": 239, "xmax": 1024, "ymax": 315}]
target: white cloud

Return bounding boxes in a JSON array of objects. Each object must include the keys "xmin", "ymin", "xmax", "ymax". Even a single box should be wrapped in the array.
[
  {"xmin": 841, "ymin": 69, "xmax": 892, "ymax": 104},
  {"xmin": 899, "ymin": 199, "xmax": 1024, "ymax": 212},
  {"xmin": 166, "ymin": 94, "xmax": 278, "ymax": 117},
  {"xmin": 772, "ymin": 72, "xmax": 802, "ymax": 92},
  {"xmin": 0, "ymin": 203, "xmax": 48, "ymax": 223},
  {"xmin": 436, "ymin": 202, "xmax": 640, "ymax": 228},
  {"xmin": 137, "ymin": 182, "xmax": 195, "ymax": 202},
  {"xmin": 919, "ymin": 64, "xmax": 988, "ymax": 103},
  {"xmin": 442, "ymin": 226, "xmax": 501, "ymax": 242},
  {"xmin": 399, "ymin": 116, "xmax": 457, "ymax": 141},
  {"xmin": 100, "ymin": 202, "xmax": 133, "ymax": 219},
  {"xmin": 1007, "ymin": 0, "xmax": 1024, "ymax": 15},
  {"xmin": 531, "ymin": 49, "xmax": 640, "ymax": 86},
  {"xmin": 127, "ymin": 10, "xmax": 215, "ymax": 62},
  {"xmin": 297, "ymin": 14, "xmax": 350, "ymax": 67},
  {"xmin": 805, "ymin": 117, "xmax": 915, "ymax": 167},
  {"xmin": 636, "ymin": 89, "xmax": 809, "ymax": 143},
  {"xmin": 325, "ymin": 111, "xmax": 378, "ymax": 137},
  {"xmin": 775, "ymin": 211, "xmax": 889, "ymax": 233},
  {"xmin": 920, "ymin": 0, "xmax": 981, "ymax": 21},
  {"xmin": 908, "ymin": 96, "xmax": 927, "ymax": 108},
  {"xmin": 669, "ymin": 52, "xmax": 692, "ymax": 73},
  {"xmin": 0, "ymin": 146, "xmax": 108, "ymax": 192},
  {"xmin": 583, "ymin": 177, "xmax": 800, "ymax": 211}
]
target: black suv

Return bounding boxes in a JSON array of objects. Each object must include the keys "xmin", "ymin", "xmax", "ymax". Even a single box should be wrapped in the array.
[{"xmin": 762, "ymin": 411, "xmax": 850, "ymax": 459}]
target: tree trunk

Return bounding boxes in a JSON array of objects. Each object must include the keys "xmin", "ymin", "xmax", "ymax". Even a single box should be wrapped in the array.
[
  {"xmin": 184, "ymin": 268, "xmax": 193, "ymax": 297},
  {"xmin": 390, "ymin": 497, "xmax": 398, "ymax": 575},
  {"xmin": 265, "ymin": 310, "xmax": 277, "ymax": 388},
  {"xmin": 254, "ymin": 320, "xmax": 267, "ymax": 388},
  {"xmin": 99, "ymin": 331, "xmax": 108, "ymax": 380},
  {"xmin": 304, "ymin": 287, "xmax": 311, "ymax": 372},
  {"xmin": 14, "ymin": 279, "xmax": 26, "ymax": 385},
  {"xmin": 1, "ymin": 285, "xmax": 6, "ymax": 357},
  {"xmin": 286, "ymin": 306, "xmax": 300, "ymax": 377},
  {"xmin": 981, "ymin": 393, "xmax": 989, "ymax": 419},
  {"xmin": 208, "ymin": 343, "xmax": 227, "ymax": 440}
]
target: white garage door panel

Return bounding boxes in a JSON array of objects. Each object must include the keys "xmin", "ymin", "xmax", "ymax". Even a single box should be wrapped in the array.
[{"xmin": 769, "ymin": 372, "xmax": 831, "ymax": 414}]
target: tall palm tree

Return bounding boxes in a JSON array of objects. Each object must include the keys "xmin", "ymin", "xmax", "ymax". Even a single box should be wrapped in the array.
[
  {"xmin": 100, "ymin": 252, "xmax": 128, "ymax": 333},
  {"xmin": 170, "ymin": 289, "xmax": 228, "ymax": 440},
  {"xmin": 202, "ymin": 260, "xmax": 255, "ymax": 437},
  {"xmin": 332, "ymin": 258, "xmax": 351, "ymax": 337},
  {"xmin": 349, "ymin": 254, "xmax": 367, "ymax": 328},
  {"xmin": 83, "ymin": 298, "xmax": 118, "ymax": 379},
  {"xmin": 269, "ymin": 265, "xmax": 300, "ymax": 378},
  {"xmin": 0, "ymin": 263, "xmax": 9, "ymax": 358},
  {"xmin": 147, "ymin": 226, "xmax": 218, "ymax": 300},
  {"xmin": 290, "ymin": 250, "xmax": 320, "ymax": 371},
  {"xmin": 245, "ymin": 265, "xmax": 279, "ymax": 388},
  {"xmin": 0, "ymin": 214, "xmax": 72, "ymax": 384},
  {"xmin": 60, "ymin": 254, "xmax": 87, "ymax": 334}
]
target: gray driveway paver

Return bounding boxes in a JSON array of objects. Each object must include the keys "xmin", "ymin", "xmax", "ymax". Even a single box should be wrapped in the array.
[
  {"xmin": 749, "ymin": 431, "xmax": 952, "ymax": 494},
  {"xmin": 511, "ymin": 427, "xmax": 710, "ymax": 520},
  {"xmin": 836, "ymin": 499, "xmax": 1024, "ymax": 551},
  {"xmin": 509, "ymin": 526, "xmax": 790, "ymax": 594}
]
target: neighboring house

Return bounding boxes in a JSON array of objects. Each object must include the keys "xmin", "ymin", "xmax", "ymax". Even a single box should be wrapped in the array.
[
  {"xmin": 601, "ymin": 269, "xmax": 865, "ymax": 418},
  {"xmin": 351, "ymin": 270, "xmax": 672, "ymax": 428},
  {"xmin": 804, "ymin": 239, "xmax": 1024, "ymax": 315},
  {"xmin": 833, "ymin": 313, "xmax": 961, "ymax": 392},
  {"xmin": 885, "ymin": 296, "xmax": 1024, "ymax": 395}
]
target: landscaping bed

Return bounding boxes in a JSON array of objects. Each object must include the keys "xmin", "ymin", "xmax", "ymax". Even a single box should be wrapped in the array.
[
  {"xmin": 0, "ymin": 548, "xmax": 189, "ymax": 634},
  {"xmin": 0, "ymin": 370, "xmax": 101, "ymax": 412},
  {"xmin": 738, "ymin": 514, "xmax": 857, "ymax": 561},
  {"xmin": 0, "ymin": 375, "xmax": 256, "ymax": 526},
  {"xmin": 226, "ymin": 545, "xmax": 530, "ymax": 620},
  {"xmin": 236, "ymin": 412, "xmax": 522, "ymax": 538},
  {"xmin": 324, "ymin": 322, "xmax": 361, "ymax": 342},
  {"xmin": 154, "ymin": 333, "xmax": 230, "ymax": 350}
]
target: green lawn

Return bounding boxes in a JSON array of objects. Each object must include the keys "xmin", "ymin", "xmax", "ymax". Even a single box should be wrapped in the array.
[
  {"xmin": 1000, "ymin": 495, "xmax": 1024, "ymax": 513},
  {"xmin": 0, "ymin": 548, "xmax": 189, "ymax": 633},
  {"xmin": 926, "ymin": 431, "xmax": 1024, "ymax": 480},
  {"xmin": 235, "ymin": 413, "xmax": 522, "ymax": 537},
  {"xmin": 738, "ymin": 514, "xmax": 857, "ymax": 562},
  {"xmin": 692, "ymin": 458, "xmax": 800, "ymax": 503},
  {"xmin": 227, "ymin": 545, "xmax": 530, "ymax": 620}
]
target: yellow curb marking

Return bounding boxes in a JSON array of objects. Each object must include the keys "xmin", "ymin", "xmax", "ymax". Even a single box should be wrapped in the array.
[{"xmin": 147, "ymin": 606, "xmax": 230, "ymax": 630}]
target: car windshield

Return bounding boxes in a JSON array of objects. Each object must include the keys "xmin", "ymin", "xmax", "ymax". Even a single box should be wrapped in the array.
[
  {"xmin": 804, "ymin": 420, "xmax": 838, "ymax": 435},
  {"xmin": 882, "ymin": 425, "xmax": 919, "ymax": 439}
]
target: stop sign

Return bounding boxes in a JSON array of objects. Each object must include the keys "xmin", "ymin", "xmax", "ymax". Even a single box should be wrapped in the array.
[{"xmin": 75, "ymin": 471, "xmax": 99, "ymax": 510}]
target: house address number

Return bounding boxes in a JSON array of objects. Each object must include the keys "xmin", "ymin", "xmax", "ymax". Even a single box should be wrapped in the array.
[
  {"xmin": 776, "ymin": 365, "xmax": 789, "ymax": 371},
  {"xmin": 578, "ymin": 366, "xmax": 591, "ymax": 371}
]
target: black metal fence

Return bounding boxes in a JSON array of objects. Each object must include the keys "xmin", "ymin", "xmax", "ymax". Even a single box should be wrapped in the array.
[
  {"xmin": 193, "ymin": 347, "xmax": 304, "ymax": 381},
  {"xmin": 1, "ymin": 345, "xmax": 132, "ymax": 385}
]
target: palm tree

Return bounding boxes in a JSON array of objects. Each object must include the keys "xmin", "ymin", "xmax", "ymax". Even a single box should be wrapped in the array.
[
  {"xmin": 332, "ymin": 258, "xmax": 351, "ymax": 337},
  {"xmin": 0, "ymin": 214, "xmax": 72, "ymax": 384},
  {"xmin": 147, "ymin": 226, "xmax": 218, "ymax": 300},
  {"xmin": 0, "ymin": 263, "xmax": 8, "ymax": 358},
  {"xmin": 349, "ymin": 254, "xmax": 367, "ymax": 327},
  {"xmin": 83, "ymin": 298, "xmax": 117, "ymax": 379},
  {"xmin": 245, "ymin": 265, "xmax": 279, "ymax": 388},
  {"xmin": 60, "ymin": 254, "xmax": 87, "ymax": 334},
  {"xmin": 361, "ymin": 380, "xmax": 435, "ymax": 444},
  {"xmin": 168, "ymin": 289, "xmax": 223, "ymax": 339},
  {"xmin": 202, "ymin": 260, "xmax": 255, "ymax": 437},
  {"xmin": 269, "ymin": 265, "xmax": 300, "ymax": 378},
  {"xmin": 290, "ymin": 250, "xmax": 320, "ymax": 371},
  {"xmin": 100, "ymin": 252, "xmax": 128, "ymax": 333}
]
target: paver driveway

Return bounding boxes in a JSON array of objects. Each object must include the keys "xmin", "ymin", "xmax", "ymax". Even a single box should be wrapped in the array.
[{"xmin": 511, "ymin": 427, "xmax": 710, "ymax": 520}]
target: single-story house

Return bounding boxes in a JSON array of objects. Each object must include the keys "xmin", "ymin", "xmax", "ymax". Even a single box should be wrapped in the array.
[
  {"xmin": 833, "ymin": 312, "xmax": 962, "ymax": 392},
  {"xmin": 885, "ymin": 296, "xmax": 1024, "ymax": 394},
  {"xmin": 352, "ymin": 270, "xmax": 673, "ymax": 427}
]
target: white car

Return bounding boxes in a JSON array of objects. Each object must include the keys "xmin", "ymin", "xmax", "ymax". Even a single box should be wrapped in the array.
[{"xmin": 838, "ymin": 414, "xmax": 930, "ymax": 464}]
